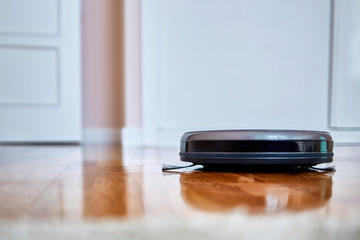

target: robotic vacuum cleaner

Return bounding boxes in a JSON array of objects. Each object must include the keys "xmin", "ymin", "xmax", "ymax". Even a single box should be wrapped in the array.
[{"xmin": 179, "ymin": 130, "xmax": 334, "ymax": 167}]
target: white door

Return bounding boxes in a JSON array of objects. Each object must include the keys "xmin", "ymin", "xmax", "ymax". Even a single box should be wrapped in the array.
[
  {"xmin": 0, "ymin": 0, "xmax": 81, "ymax": 142},
  {"xmin": 141, "ymin": 0, "xmax": 360, "ymax": 145}
]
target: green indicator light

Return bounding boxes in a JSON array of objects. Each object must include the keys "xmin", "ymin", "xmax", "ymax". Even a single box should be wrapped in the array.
[{"xmin": 320, "ymin": 141, "xmax": 327, "ymax": 152}]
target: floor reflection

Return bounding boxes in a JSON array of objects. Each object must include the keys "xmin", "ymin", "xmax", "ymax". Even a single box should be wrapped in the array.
[
  {"xmin": 180, "ymin": 170, "xmax": 332, "ymax": 213},
  {"xmin": 82, "ymin": 146, "xmax": 144, "ymax": 218}
]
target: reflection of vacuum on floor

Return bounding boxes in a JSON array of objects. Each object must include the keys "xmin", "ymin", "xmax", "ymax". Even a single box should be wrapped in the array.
[{"xmin": 180, "ymin": 170, "xmax": 333, "ymax": 213}]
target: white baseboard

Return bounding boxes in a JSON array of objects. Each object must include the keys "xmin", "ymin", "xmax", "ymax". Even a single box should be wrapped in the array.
[
  {"xmin": 121, "ymin": 127, "xmax": 181, "ymax": 146},
  {"xmin": 330, "ymin": 130, "xmax": 360, "ymax": 144},
  {"xmin": 156, "ymin": 129, "xmax": 360, "ymax": 146},
  {"xmin": 157, "ymin": 129, "xmax": 184, "ymax": 147},
  {"xmin": 121, "ymin": 127, "xmax": 143, "ymax": 146},
  {"xmin": 83, "ymin": 128, "xmax": 122, "ymax": 144},
  {"xmin": 83, "ymin": 127, "xmax": 143, "ymax": 146}
]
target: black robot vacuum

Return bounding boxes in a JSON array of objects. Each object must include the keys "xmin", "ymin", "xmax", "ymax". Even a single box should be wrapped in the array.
[{"xmin": 179, "ymin": 130, "xmax": 334, "ymax": 167}]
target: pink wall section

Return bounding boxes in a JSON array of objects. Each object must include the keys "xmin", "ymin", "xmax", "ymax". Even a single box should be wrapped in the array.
[
  {"xmin": 82, "ymin": 0, "xmax": 142, "ymax": 129},
  {"xmin": 82, "ymin": 0, "xmax": 125, "ymax": 128}
]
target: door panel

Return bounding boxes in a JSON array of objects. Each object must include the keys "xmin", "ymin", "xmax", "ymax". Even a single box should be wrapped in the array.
[
  {"xmin": 0, "ymin": 46, "xmax": 58, "ymax": 104},
  {"xmin": 0, "ymin": 0, "xmax": 58, "ymax": 35}
]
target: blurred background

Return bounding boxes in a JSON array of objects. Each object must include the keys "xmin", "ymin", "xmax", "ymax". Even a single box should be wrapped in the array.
[{"xmin": 0, "ymin": 0, "xmax": 359, "ymax": 146}]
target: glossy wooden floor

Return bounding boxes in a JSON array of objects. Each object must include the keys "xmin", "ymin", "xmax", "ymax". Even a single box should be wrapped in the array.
[{"xmin": 0, "ymin": 145, "xmax": 360, "ymax": 220}]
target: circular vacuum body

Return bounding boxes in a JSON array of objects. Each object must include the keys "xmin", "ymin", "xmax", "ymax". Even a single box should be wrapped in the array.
[{"xmin": 180, "ymin": 130, "xmax": 334, "ymax": 166}]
